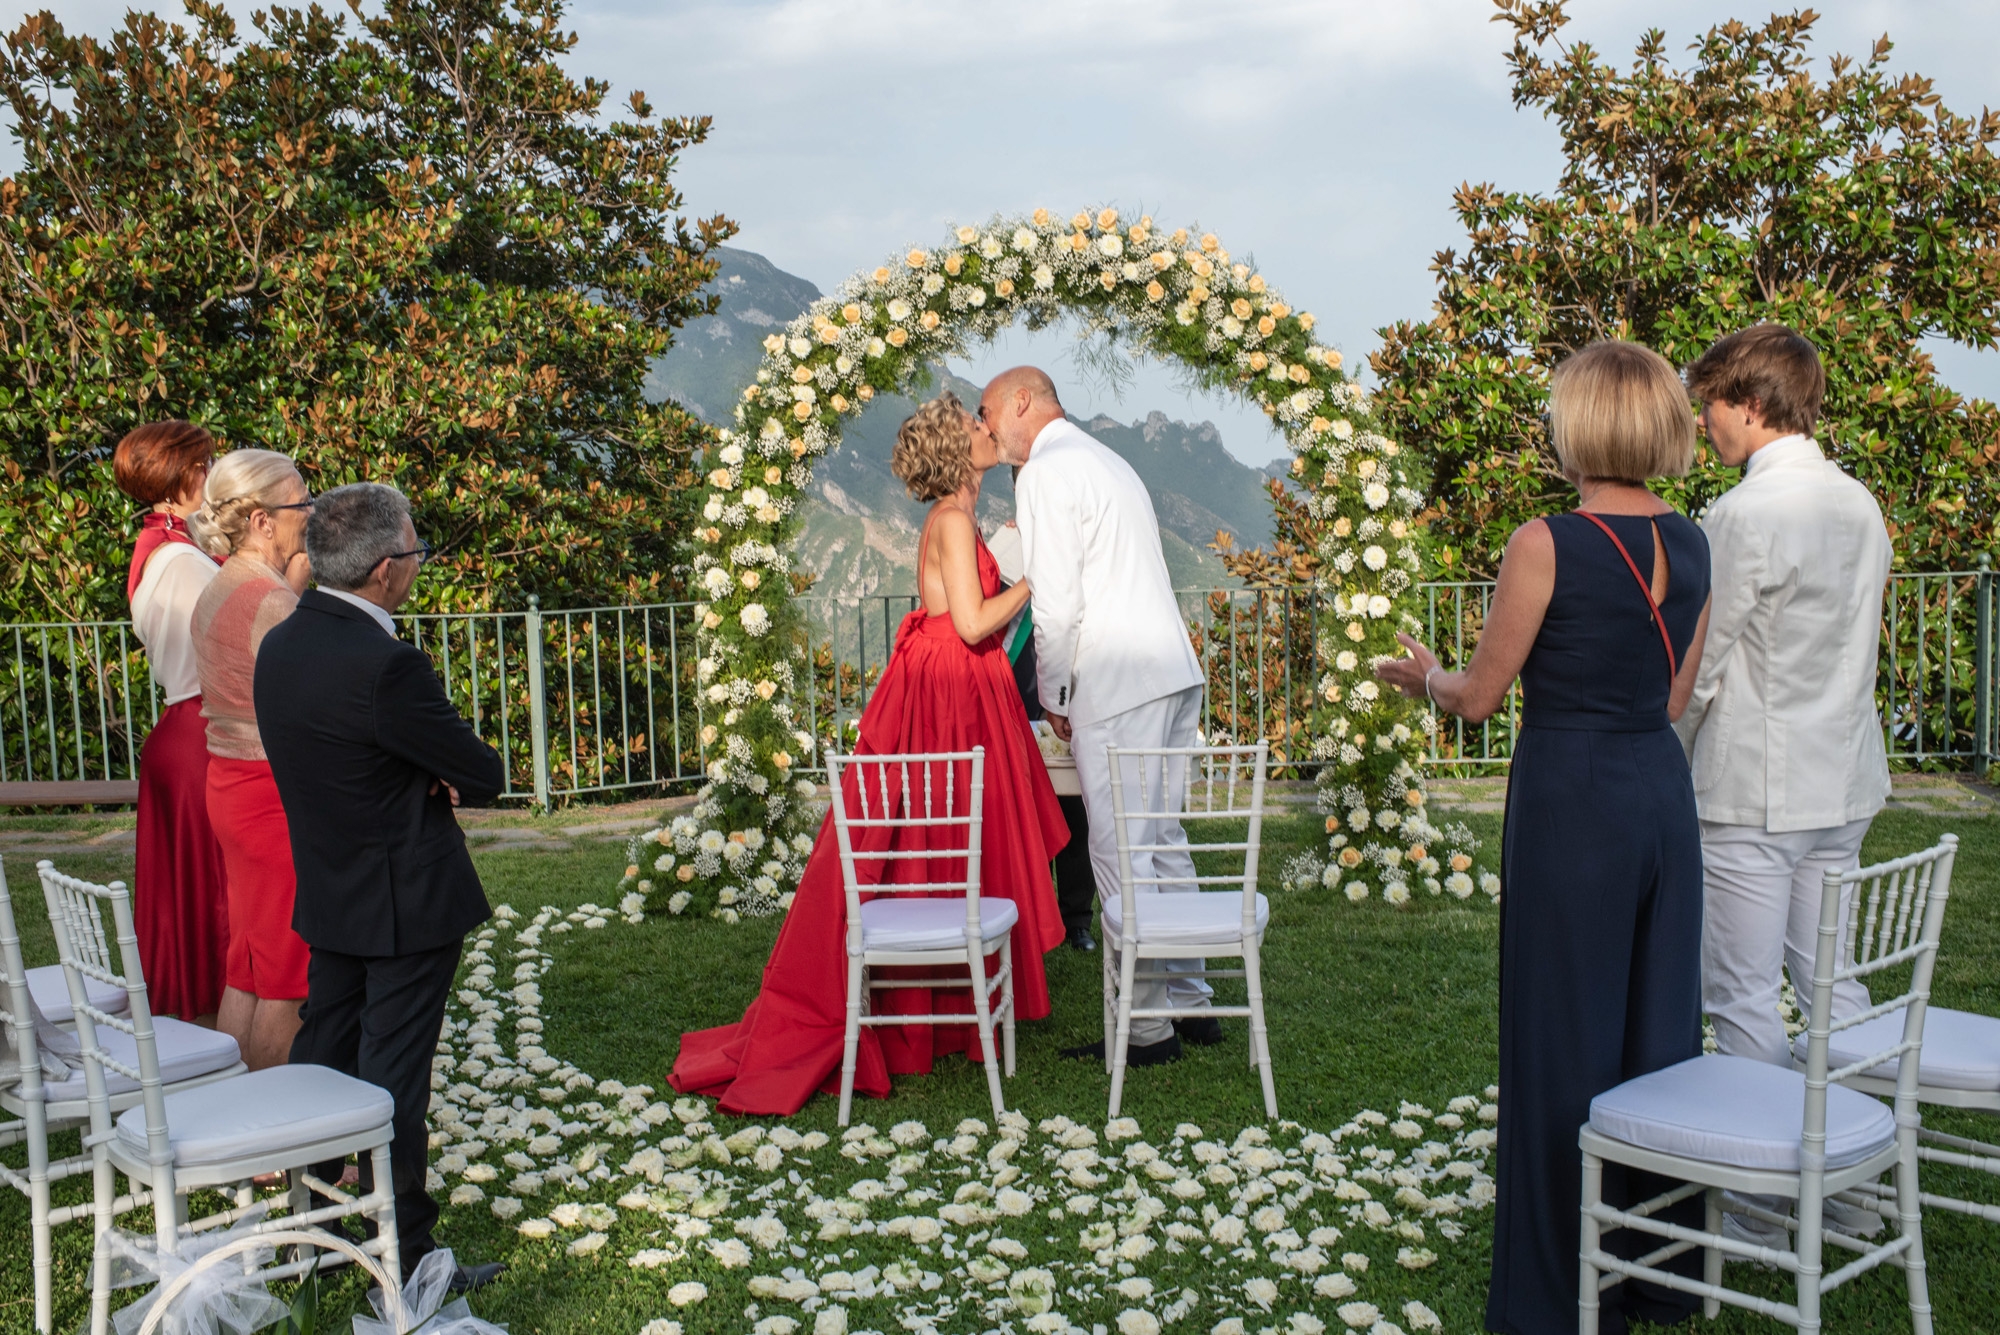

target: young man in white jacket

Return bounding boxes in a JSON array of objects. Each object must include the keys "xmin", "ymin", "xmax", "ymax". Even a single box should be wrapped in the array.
[
  {"xmin": 1679, "ymin": 325, "xmax": 1892, "ymax": 1239},
  {"xmin": 980, "ymin": 366, "xmax": 1217, "ymax": 1065}
]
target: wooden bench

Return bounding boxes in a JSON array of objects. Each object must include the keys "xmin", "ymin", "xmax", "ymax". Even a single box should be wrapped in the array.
[{"xmin": 0, "ymin": 780, "xmax": 140, "ymax": 806}]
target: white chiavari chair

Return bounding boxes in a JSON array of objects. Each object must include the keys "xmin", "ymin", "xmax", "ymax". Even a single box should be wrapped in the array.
[{"xmin": 825, "ymin": 746, "xmax": 1013, "ymax": 1125}]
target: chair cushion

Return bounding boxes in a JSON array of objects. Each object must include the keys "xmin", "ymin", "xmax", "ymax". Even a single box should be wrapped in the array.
[
  {"xmin": 1795, "ymin": 1006, "xmax": 2000, "ymax": 1093},
  {"xmin": 860, "ymin": 897, "xmax": 1019, "ymax": 953},
  {"xmin": 41, "ymin": 1018, "xmax": 241, "ymax": 1103},
  {"xmin": 27, "ymin": 965, "xmax": 128, "ymax": 1026},
  {"xmin": 1100, "ymin": 891, "xmax": 1269, "ymax": 947},
  {"xmin": 116, "ymin": 1064, "xmax": 393, "ymax": 1167},
  {"xmin": 1590, "ymin": 1054, "xmax": 1895, "ymax": 1173}
]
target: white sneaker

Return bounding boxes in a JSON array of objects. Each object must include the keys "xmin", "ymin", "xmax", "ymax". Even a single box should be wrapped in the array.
[
  {"xmin": 1721, "ymin": 1212, "xmax": 1787, "ymax": 1268},
  {"xmin": 1822, "ymin": 1195, "xmax": 1886, "ymax": 1238}
]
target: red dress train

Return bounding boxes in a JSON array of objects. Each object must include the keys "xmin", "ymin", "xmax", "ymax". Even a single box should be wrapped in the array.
[{"xmin": 670, "ymin": 537, "xmax": 1069, "ymax": 1116}]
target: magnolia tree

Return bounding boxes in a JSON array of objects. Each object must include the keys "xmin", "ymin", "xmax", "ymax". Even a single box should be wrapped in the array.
[{"xmin": 620, "ymin": 209, "xmax": 1494, "ymax": 920}]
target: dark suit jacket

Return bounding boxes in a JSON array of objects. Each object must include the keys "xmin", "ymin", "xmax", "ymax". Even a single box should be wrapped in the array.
[{"xmin": 255, "ymin": 590, "xmax": 505, "ymax": 957}]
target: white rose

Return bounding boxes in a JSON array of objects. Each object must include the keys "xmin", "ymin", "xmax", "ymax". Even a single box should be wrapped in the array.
[
  {"xmin": 702, "ymin": 498, "xmax": 722, "ymax": 521},
  {"xmin": 1335, "ymin": 650, "xmax": 1359, "ymax": 671},
  {"xmin": 1363, "ymin": 482, "xmax": 1391, "ymax": 510},
  {"xmin": 741, "ymin": 604, "xmax": 770, "ymax": 636},
  {"xmin": 1368, "ymin": 595, "xmax": 1392, "ymax": 618},
  {"xmin": 1097, "ymin": 234, "xmax": 1124, "ymax": 258},
  {"xmin": 980, "ymin": 235, "xmax": 1003, "ymax": 259},
  {"xmin": 1032, "ymin": 264, "xmax": 1055, "ymax": 289},
  {"xmin": 701, "ymin": 567, "xmax": 731, "ymax": 598},
  {"xmin": 867, "ymin": 337, "xmax": 886, "ymax": 357},
  {"xmin": 886, "ymin": 298, "xmax": 912, "ymax": 321},
  {"xmin": 787, "ymin": 337, "xmax": 810, "ymax": 359},
  {"xmin": 1012, "ymin": 227, "xmax": 1038, "ymax": 252},
  {"xmin": 1362, "ymin": 545, "xmax": 1388, "ymax": 571},
  {"xmin": 1221, "ymin": 316, "xmax": 1244, "ymax": 339}
]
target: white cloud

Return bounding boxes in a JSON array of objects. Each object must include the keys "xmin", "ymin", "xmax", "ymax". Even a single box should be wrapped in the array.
[{"xmin": 9, "ymin": 0, "xmax": 1996, "ymax": 446}]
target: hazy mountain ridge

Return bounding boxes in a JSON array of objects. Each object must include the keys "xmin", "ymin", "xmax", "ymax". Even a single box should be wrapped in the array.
[{"xmin": 650, "ymin": 246, "xmax": 1281, "ymax": 598}]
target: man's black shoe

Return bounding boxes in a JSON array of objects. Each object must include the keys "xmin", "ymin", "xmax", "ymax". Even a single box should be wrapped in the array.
[
  {"xmin": 1066, "ymin": 925, "xmax": 1097, "ymax": 952},
  {"xmin": 1060, "ymin": 1034, "xmax": 1183, "ymax": 1067},
  {"xmin": 1175, "ymin": 1016, "xmax": 1224, "ymax": 1046},
  {"xmin": 446, "ymin": 1261, "xmax": 506, "ymax": 1295}
]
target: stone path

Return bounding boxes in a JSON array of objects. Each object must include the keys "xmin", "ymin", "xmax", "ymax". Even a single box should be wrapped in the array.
[{"xmin": 2, "ymin": 774, "xmax": 1987, "ymax": 862}]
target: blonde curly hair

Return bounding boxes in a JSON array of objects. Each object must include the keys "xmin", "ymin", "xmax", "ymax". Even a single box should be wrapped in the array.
[
  {"xmin": 189, "ymin": 449, "xmax": 304, "ymax": 557},
  {"xmin": 891, "ymin": 393, "xmax": 972, "ymax": 503}
]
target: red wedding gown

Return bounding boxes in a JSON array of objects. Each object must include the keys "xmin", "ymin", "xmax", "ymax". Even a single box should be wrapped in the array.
[{"xmin": 670, "ymin": 534, "xmax": 1069, "ymax": 1116}]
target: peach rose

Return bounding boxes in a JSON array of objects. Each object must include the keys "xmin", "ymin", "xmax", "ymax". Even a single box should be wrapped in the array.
[
  {"xmin": 1247, "ymin": 274, "xmax": 1267, "ymax": 295},
  {"xmin": 1032, "ymin": 207, "xmax": 1052, "ymax": 227},
  {"xmin": 906, "ymin": 249, "xmax": 928, "ymax": 268},
  {"xmin": 1257, "ymin": 316, "xmax": 1277, "ymax": 337},
  {"xmin": 995, "ymin": 278, "xmax": 1015, "ymax": 297},
  {"xmin": 764, "ymin": 466, "xmax": 782, "ymax": 484},
  {"xmin": 1248, "ymin": 351, "xmax": 1269, "ymax": 372},
  {"xmin": 887, "ymin": 327, "xmax": 909, "ymax": 347},
  {"xmin": 943, "ymin": 253, "xmax": 963, "ymax": 276},
  {"xmin": 841, "ymin": 303, "xmax": 862, "ymax": 324},
  {"xmin": 1070, "ymin": 212, "xmax": 1091, "ymax": 232},
  {"xmin": 1145, "ymin": 280, "xmax": 1165, "ymax": 302},
  {"xmin": 1231, "ymin": 298, "xmax": 1253, "ymax": 320},
  {"xmin": 871, "ymin": 267, "xmax": 891, "ymax": 284},
  {"xmin": 830, "ymin": 393, "xmax": 848, "ymax": 413},
  {"xmin": 1199, "ymin": 232, "xmax": 1220, "ymax": 253},
  {"xmin": 792, "ymin": 402, "xmax": 811, "ymax": 421},
  {"xmin": 857, "ymin": 384, "xmax": 875, "ymax": 400},
  {"xmin": 1096, "ymin": 207, "xmax": 1118, "ymax": 231},
  {"xmin": 919, "ymin": 310, "xmax": 940, "ymax": 331}
]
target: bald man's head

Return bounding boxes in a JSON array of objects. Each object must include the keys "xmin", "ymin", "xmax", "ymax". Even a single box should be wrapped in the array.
[{"xmin": 980, "ymin": 366, "xmax": 1064, "ymax": 465}]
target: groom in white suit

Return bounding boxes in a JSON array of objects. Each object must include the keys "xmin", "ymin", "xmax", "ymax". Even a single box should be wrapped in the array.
[{"xmin": 980, "ymin": 366, "xmax": 1218, "ymax": 1063}]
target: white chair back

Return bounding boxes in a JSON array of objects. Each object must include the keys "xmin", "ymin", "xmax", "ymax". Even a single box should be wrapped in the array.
[
  {"xmin": 1802, "ymin": 837, "xmax": 1956, "ymax": 1182},
  {"xmin": 36, "ymin": 860, "xmax": 178, "ymax": 1254},
  {"xmin": 824, "ymin": 746, "xmax": 986, "ymax": 949},
  {"xmin": 0, "ymin": 856, "xmax": 44, "ymax": 1098},
  {"xmin": 1104, "ymin": 742, "xmax": 1269, "ymax": 937}
]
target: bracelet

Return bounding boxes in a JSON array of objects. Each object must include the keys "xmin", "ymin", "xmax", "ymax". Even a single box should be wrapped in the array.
[{"xmin": 1424, "ymin": 666, "xmax": 1440, "ymax": 703}]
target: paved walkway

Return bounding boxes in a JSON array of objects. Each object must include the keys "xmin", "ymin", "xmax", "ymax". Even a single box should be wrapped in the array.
[{"xmin": 2, "ymin": 774, "xmax": 1989, "ymax": 861}]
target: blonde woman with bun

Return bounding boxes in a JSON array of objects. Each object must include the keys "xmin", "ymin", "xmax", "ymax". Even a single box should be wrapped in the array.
[
  {"xmin": 189, "ymin": 449, "xmax": 315, "ymax": 1069},
  {"xmin": 672, "ymin": 392, "xmax": 1070, "ymax": 1115}
]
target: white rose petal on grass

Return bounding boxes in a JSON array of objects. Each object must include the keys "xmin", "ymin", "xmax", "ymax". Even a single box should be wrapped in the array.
[
  {"xmin": 1288, "ymin": 1316, "xmax": 1327, "ymax": 1335},
  {"xmin": 1117, "ymin": 1311, "xmax": 1161, "ymax": 1335},
  {"xmin": 630, "ymin": 1249, "xmax": 682, "ymax": 1269},
  {"xmin": 1008, "ymin": 1267, "xmax": 1056, "ymax": 1316},
  {"xmin": 813, "ymin": 1308, "xmax": 848, "ymax": 1335},
  {"xmin": 1397, "ymin": 1246, "xmax": 1437, "ymax": 1269},
  {"xmin": 1211, "ymin": 1323, "xmax": 1246, "ymax": 1335},
  {"xmin": 489, "ymin": 1196, "xmax": 522, "ymax": 1220},
  {"xmin": 516, "ymin": 1218, "xmax": 555, "ymax": 1240},
  {"xmin": 1337, "ymin": 1302, "xmax": 1380, "ymax": 1329},
  {"xmin": 448, "ymin": 1184, "xmax": 484, "ymax": 1207},
  {"xmin": 566, "ymin": 1231, "xmax": 607, "ymax": 1256},
  {"xmin": 638, "ymin": 1323, "xmax": 681, "ymax": 1335},
  {"xmin": 1402, "ymin": 1302, "xmax": 1443, "ymax": 1333},
  {"xmin": 667, "ymin": 1281, "xmax": 707, "ymax": 1308},
  {"xmin": 707, "ymin": 1238, "xmax": 753, "ymax": 1268},
  {"xmin": 1314, "ymin": 1273, "xmax": 1358, "ymax": 1299},
  {"xmin": 1243, "ymin": 1277, "xmax": 1279, "ymax": 1309},
  {"xmin": 1342, "ymin": 1251, "xmax": 1371, "ymax": 1273}
]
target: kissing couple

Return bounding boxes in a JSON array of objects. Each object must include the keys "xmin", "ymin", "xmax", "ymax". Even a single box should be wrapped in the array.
[{"xmin": 671, "ymin": 366, "xmax": 1217, "ymax": 1116}]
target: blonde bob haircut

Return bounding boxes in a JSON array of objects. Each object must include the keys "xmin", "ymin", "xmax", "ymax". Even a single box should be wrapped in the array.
[
  {"xmin": 190, "ymin": 448, "xmax": 304, "ymax": 557},
  {"xmin": 891, "ymin": 392, "xmax": 972, "ymax": 503},
  {"xmin": 1547, "ymin": 341, "xmax": 1696, "ymax": 483}
]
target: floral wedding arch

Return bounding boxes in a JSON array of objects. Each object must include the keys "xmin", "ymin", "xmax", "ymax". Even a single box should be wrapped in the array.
[{"xmin": 621, "ymin": 209, "xmax": 1491, "ymax": 920}]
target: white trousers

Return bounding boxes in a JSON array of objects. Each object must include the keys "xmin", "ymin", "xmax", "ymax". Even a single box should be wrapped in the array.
[
  {"xmin": 1701, "ymin": 816, "xmax": 1875, "ymax": 1065},
  {"xmin": 1073, "ymin": 684, "xmax": 1212, "ymax": 1045}
]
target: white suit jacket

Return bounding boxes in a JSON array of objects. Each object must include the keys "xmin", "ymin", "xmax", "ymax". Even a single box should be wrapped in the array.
[
  {"xmin": 1016, "ymin": 418, "xmax": 1202, "ymax": 728},
  {"xmin": 1674, "ymin": 435, "xmax": 1892, "ymax": 832}
]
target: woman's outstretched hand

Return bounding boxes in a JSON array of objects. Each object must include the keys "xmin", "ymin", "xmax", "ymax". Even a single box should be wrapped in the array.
[{"xmin": 1376, "ymin": 632, "xmax": 1441, "ymax": 700}]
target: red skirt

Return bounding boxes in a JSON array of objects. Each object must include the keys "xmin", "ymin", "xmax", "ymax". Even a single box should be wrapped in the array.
[
  {"xmin": 671, "ymin": 610, "xmax": 1069, "ymax": 1116},
  {"xmin": 134, "ymin": 698, "xmax": 228, "ymax": 1018},
  {"xmin": 205, "ymin": 756, "xmax": 310, "ymax": 1001}
]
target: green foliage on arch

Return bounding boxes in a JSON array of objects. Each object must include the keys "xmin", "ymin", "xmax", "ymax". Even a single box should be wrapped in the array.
[{"xmin": 623, "ymin": 209, "xmax": 1488, "ymax": 921}]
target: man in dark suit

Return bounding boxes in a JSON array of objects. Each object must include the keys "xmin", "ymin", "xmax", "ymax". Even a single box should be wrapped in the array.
[{"xmin": 255, "ymin": 482, "xmax": 505, "ymax": 1290}]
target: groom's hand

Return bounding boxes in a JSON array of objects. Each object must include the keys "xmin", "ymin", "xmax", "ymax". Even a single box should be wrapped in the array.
[{"xmin": 1045, "ymin": 712, "xmax": 1071, "ymax": 742}]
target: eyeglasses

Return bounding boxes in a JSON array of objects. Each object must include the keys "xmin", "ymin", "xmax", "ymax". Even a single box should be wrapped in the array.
[
  {"xmin": 385, "ymin": 539, "xmax": 433, "ymax": 568},
  {"xmin": 267, "ymin": 497, "xmax": 315, "ymax": 513}
]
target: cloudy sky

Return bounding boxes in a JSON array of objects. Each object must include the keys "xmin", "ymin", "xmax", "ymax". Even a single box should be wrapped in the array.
[{"xmin": 13, "ymin": 0, "xmax": 1999, "ymax": 464}]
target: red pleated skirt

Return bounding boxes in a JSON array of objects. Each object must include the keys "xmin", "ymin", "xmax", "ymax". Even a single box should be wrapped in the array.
[
  {"xmin": 134, "ymin": 697, "xmax": 228, "ymax": 1018},
  {"xmin": 670, "ymin": 609, "xmax": 1070, "ymax": 1116},
  {"xmin": 205, "ymin": 756, "xmax": 310, "ymax": 1001}
]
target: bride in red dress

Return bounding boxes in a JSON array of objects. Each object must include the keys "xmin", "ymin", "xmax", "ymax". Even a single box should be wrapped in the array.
[{"xmin": 671, "ymin": 393, "xmax": 1070, "ymax": 1117}]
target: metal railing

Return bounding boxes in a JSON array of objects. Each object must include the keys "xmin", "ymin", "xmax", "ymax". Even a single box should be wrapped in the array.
[{"xmin": 3, "ymin": 565, "xmax": 1994, "ymax": 805}]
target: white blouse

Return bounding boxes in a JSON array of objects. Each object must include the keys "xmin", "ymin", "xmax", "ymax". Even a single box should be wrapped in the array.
[{"xmin": 131, "ymin": 542, "xmax": 218, "ymax": 705}]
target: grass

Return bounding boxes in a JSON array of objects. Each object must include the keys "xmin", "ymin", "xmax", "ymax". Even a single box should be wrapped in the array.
[{"xmin": 3, "ymin": 807, "xmax": 1996, "ymax": 1334}]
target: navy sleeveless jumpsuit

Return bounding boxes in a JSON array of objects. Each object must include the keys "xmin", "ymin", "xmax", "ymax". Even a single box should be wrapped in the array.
[{"xmin": 1485, "ymin": 511, "xmax": 1711, "ymax": 1335}]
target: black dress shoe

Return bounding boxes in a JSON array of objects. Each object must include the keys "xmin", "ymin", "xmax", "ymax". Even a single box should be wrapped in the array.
[
  {"xmin": 1060, "ymin": 1034, "xmax": 1184, "ymax": 1067},
  {"xmin": 1066, "ymin": 925, "xmax": 1097, "ymax": 952},
  {"xmin": 446, "ymin": 1261, "xmax": 506, "ymax": 1295},
  {"xmin": 1175, "ymin": 1016, "xmax": 1224, "ymax": 1046}
]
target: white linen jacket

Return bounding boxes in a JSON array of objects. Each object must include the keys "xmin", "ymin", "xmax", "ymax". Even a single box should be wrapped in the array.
[
  {"xmin": 1016, "ymin": 418, "xmax": 1203, "ymax": 728},
  {"xmin": 1674, "ymin": 435, "xmax": 1892, "ymax": 832}
]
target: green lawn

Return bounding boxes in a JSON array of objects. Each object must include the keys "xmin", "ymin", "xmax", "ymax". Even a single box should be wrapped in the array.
[{"xmin": 3, "ymin": 807, "xmax": 1995, "ymax": 1335}]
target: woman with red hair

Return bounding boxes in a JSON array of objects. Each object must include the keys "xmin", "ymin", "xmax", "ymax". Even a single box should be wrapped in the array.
[{"xmin": 114, "ymin": 421, "xmax": 226, "ymax": 1022}]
